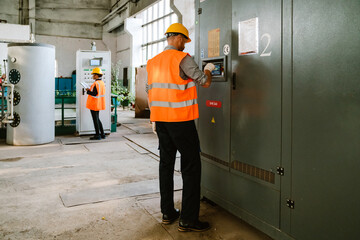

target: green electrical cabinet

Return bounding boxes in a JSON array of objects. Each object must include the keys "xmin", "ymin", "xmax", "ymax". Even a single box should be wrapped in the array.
[
  {"xmin": 290, "ymin": 1, "xmax": 360, "ymax": 239},
  {"xmin": 196, "ymin": 0, "xmax": 232, "ymax": 212},
  {"xmin": 111, "ymin": 94, "xmax": 118, "ymax": 132},
  {"xmin": 196, "ymin": 0, "xmax": 360, "ymax": 239}
]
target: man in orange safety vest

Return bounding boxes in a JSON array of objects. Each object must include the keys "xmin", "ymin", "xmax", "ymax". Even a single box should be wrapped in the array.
[{"xmin": 147, "ymin": 23, "xmax": 215, "ymax": 232}]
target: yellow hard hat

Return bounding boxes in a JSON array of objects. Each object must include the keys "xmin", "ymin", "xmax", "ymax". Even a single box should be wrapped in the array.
[
  {"xmin": 165, "ymin": 23, "xmax": 191, "ymax": 43},
  {"xmin": 91, "ymin": 67, "xmax": 103, "ymax": 75}
]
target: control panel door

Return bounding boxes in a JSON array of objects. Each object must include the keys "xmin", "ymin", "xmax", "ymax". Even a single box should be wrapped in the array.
[
  {"xmin": 231, "ymin": 0, "xmax": 282, "ymax": 228},
  {"xmin": 197, "ymin": 0, "xmax": 232, "ymax": 167},
  {"xmin": 290, "ymin": 1, "xmax": 360, "ymax": 239},
  {"xmin": 76, "ymin": 51, "xmax": 111, "ymax": 135}
]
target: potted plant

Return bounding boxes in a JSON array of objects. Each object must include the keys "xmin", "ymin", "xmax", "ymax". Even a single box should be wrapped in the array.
[
  {"xmin": 119, "ymin": 87, "xmax": 131, "ymax": 108},
  {"xmin": 111, "ymin": 60, "xmax": 122, "ymax": 95},
  {"xmin": 111, "ymin": 61, "xmax": 134, "ymax": 109}
]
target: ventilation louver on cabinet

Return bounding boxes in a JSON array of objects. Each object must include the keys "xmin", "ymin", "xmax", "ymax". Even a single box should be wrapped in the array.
[{"xmin": 201, "ymin": 153, "xmax": 275, "ymax": 184}]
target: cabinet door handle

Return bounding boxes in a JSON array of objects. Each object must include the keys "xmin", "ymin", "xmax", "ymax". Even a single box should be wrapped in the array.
[
  {"xmin": 232, "ymin": 73, "xmax": 236, "ymax": 90},
  {"xmin": 82, "ymin": 88, "xmax": 85, "ymax": 95}
]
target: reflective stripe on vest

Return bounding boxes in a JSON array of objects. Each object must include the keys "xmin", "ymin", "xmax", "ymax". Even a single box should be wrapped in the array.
[
  {"xmin": 91, "ymin": 82, "xmax": 105, "ymax": 98},
  {"xmin": 148, "ymin": 81, "xmax": 196, "ymax": 91},
  {"xmin": 86, "ymin": 80, "xmax": 106, "ymax": 111},
  {"xmin": 150, "ymin": 99, "xmax": 198, "ymax": 108}
]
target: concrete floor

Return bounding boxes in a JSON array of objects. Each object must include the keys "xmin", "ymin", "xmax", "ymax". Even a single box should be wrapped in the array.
[{"xmin": 0, "ymin": 109, "xmax": 272, "ymax": 240}]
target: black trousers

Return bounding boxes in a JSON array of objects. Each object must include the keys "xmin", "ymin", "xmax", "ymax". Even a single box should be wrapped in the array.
[
  {"xmin": 90, "ymin": 110, "xmax": 104, "ymax": 137},
  {"xmin": 156, "ymin": 120, "xmax": 201, "ymax": 222}
]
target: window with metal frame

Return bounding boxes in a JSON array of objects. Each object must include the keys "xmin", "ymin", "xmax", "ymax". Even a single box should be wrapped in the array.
[{"xmin": 140, "ymin": 0, "xmax": 178, "ymax": 65}]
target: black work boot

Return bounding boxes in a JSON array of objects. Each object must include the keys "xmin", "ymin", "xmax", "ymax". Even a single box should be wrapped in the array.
[
  {"xmin": 90, "ymin": 135, "xmax": 101, "ymax": 140},
  {"xmin": 162, "ymin": 209, "xmax": 180, "ymax": 225},
  {"xmin": 178, "ymin": 219, "xmax": 211, "ymax": 232}
]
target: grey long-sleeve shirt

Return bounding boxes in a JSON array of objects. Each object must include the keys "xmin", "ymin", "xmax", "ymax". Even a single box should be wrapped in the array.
[{"xmin": 146, "ymin": 45, "xmax": 207, "ymax": 93}]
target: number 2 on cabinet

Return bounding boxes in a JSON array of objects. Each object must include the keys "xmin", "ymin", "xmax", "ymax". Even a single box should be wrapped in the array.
[{"xmin": 260, "ymin": 33, "xmax": 272, "ymax": 57}]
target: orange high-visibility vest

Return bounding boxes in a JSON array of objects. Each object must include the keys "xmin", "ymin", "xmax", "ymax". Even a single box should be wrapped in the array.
[
  {"xmin": 86, "ymin": 80, "xmax": 106, "ymax": 111},
  {"xmin": 147, "ymin": 49, "xmax": 199, "ymax": 122}
]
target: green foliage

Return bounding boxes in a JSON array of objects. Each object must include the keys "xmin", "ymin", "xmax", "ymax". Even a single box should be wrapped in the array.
[
  {"xmin": 111, "ymin": 60, "xmax": 134, "ymax": 105},
  {"xmin": 111, "ymin": 60, "xmax": 123, "ymax": 94},
  {"xmin": 0, "ymin": 66, "xmax": 4, "ymax": 80},
  {"xmin": 118, "ymin": 86, "xmax": 135, "ymax": 104}
]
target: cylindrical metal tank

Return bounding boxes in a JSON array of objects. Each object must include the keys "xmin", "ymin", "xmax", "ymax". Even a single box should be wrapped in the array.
[{"xmin": 6, "ymin": 43, "xmax": 55, "ymax": 145}]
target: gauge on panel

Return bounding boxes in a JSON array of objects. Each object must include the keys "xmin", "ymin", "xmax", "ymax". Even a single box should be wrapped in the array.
[
  {"xmin": 10, "ymin": 112, "xmax": 20, "ymax": 127},
  {"xmin": 13, "ymin": 90, "xmax": 21, "ymax": 106},
  {"xmin": 9, "ymin": 69, "xmax": 21, "ymax": 84}
]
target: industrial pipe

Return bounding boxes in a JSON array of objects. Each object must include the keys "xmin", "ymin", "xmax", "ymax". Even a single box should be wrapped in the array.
[
  {"xmin": 1, "ymin": 59, "xmax": 14, "ymax": 124},
  {"xmin": 1, "ymin": 83, "xmax": 14, "ymax": 123}
]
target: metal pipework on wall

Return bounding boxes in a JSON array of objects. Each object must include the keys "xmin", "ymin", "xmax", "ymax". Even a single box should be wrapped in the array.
[
  {"xmin": 1, "ymin": 83, "xmax": 14, "ymax": 124},
  {"xmin": 18, "ymin": 0, "xmax": 30, "ymax": 25},
  {"xmin": 1, "ymin": 59, "xmax": 15, "ymax": 124},
  {"xmin": 18, "ymin": 0, "xmax": 23, "ymax": 24}
]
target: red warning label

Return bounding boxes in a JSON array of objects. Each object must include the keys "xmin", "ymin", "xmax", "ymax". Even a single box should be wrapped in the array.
[{"xmin": 206, "ymin": 100, "xmax": 222, "ymax": 108}]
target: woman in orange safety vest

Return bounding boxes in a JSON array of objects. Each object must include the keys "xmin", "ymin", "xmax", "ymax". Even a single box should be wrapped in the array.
[{"xmin": 86, "ymin": 67, "xmax": 106, "ymax": 140}]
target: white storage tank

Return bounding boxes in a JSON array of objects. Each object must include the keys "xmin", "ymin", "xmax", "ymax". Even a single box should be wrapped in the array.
[{"xmin": 6, "ymin": 43, "xmax": 55, "ymax": 145}]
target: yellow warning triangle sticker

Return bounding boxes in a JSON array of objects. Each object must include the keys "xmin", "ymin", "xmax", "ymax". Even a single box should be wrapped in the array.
[{"xmin": 211, "ymin": 117, "xmax": 215, "ymax": 123}]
